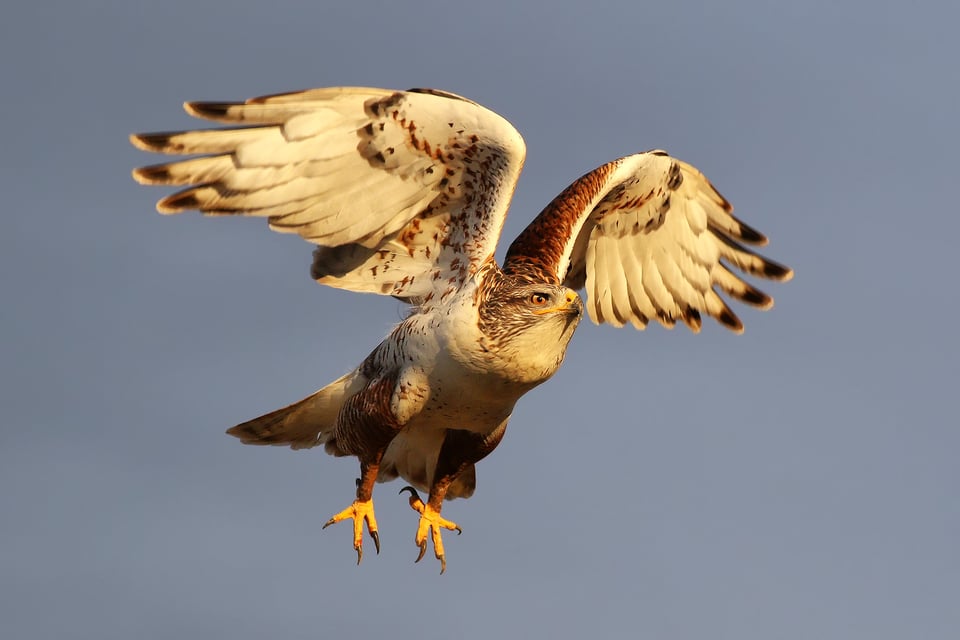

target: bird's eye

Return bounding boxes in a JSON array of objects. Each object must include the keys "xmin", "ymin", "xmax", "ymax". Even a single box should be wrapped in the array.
[{"xmin": 530, "ymin": 293, "xmax": 549, "ymax": 306}]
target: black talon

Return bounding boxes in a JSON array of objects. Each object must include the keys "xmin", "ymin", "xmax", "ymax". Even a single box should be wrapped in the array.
[
  {"xmin": 399, "ymin": 485, "xmax": 420, "ymax": 498},
  {"xmin": 370, "ymin": 529, "xmax": 380, "ymax": 555},
  {"xmin": 322, "ymin": 518, "xmax": 335, "ymax": 530},
  {"xmin": 356, "ymin": 545, "xmax": 362, "ymax": 566},
  {"xmin": 415, "ymin": 542, "xmax": 427, "ymax": 563},
  {"xmin": 439, "ymin": 556, "xmax": 446, "ymax": 575}
]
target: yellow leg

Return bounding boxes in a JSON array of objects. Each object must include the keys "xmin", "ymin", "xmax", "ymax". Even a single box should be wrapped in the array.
[
  {"xmin": 322, "ymin": 498, "xmax": 380, "ymax": 564},
  {"xmin": 323, "ymin": 465, "xmax": 381, "ymax": 565},
  {"xmin": 400, "ymin": 486, "xmax": 461, "ymax": 574}
]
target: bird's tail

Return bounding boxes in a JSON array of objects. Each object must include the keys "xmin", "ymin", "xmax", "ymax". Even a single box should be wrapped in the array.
[{"xmin": 226, "ymin": 371, "xmax": 363, "ymax": 451}]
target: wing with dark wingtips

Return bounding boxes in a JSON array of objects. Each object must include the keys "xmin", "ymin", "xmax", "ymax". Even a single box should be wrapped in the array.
[
  {"xmin": 131, "ymin": 87, "xmax": 526, "ymax": 303},
  {"xmin": 504, "ymin": 151, "xmax": 792, "ymax": 332}
]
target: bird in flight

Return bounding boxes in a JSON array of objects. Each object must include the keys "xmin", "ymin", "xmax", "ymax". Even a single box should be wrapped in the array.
[{"xmin": 131, "ymin": 87, "xmax": 792, "ymax": 573}]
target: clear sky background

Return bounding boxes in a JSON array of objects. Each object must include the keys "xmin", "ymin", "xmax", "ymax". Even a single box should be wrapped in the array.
[{"xmin": 2, "ymin": 1, "xmax": 957, "ymax": 638}]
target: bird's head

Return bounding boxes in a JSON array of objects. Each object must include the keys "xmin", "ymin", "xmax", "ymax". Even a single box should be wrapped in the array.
[{"xmin": 474, "ymin": 278, "xmax": 583, "ymax": 384}]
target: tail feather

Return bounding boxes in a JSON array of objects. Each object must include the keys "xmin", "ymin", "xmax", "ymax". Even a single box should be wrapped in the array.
[{"xmin": 226, "ymin": 371, "xmax": 362, "ymax": 450}]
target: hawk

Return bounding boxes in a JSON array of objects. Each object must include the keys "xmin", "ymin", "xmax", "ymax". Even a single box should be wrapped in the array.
[{"xmin": 131, "ymin": 87, "xmax": 792, "ymax": 572}]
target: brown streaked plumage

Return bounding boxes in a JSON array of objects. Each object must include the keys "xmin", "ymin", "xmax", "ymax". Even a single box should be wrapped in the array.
[{"xmin": 131, "ymin": 86, "xmax": 793, "ymax": 573}]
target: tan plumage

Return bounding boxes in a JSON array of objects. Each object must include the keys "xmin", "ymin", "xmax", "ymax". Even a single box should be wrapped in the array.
[{"xmin": 131, "ymin": 86, "xmax": 792, "ymax": 572}]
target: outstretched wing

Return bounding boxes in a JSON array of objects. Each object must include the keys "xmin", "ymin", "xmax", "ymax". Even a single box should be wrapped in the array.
[
  {"xmin": 503, "ymin": 151, "xmax": 792, "ymax": 333},
  {"xmin": 131, "ymin": 87, "xmax": 526, "ymax": 303}
]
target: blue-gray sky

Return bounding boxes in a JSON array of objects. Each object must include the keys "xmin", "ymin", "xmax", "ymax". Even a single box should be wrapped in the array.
[{"xmin": 2, "ymin": 1, "xmax": 958, "ymax": 638}]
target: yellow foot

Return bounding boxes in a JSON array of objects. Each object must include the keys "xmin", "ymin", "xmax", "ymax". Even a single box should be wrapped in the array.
[
  {"xmin": 399, "ymin": 486, "xmax": 461, "ymax": 574},
  {"xmin": 322, "ymin": 499, "xmax": 380, "ymax": 565}
]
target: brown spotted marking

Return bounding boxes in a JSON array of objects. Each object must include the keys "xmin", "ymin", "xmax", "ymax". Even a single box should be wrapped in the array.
[{"xmin": 666, "ymin": 162, "xmax": 683, "ymax": 190}]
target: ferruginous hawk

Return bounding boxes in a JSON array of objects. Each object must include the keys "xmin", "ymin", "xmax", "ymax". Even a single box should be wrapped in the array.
[{"xmin": 131, "ymin": 87, "xmax": 792, "ymax": 573}]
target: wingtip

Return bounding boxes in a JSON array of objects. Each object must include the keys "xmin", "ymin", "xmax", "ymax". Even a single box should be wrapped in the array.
[
  {"xmin": 738, "ymin": 222, "xmax": 769, "ymax": 246},
  {"xmin": 741, "ymin": 285, "xmax": 774, "ymax": 310},
  {"xmin": 765, "ymin": 261, "xmax": 794, "ymax": 282},
  {"xmin": 130, "ymin": 166, "xmax": 147, "ymax": 184},
  {"xmin": 717, "ymin": 307, "xmax": 745, "ymax": 334},
  {"xmin": 156, "ymin": 189, "xmax": 200, "ymax": 214},
  {"xmin": 130, "ymin": 132, "xmax": 160, "ymax": 151},
  {"xmin": 131, "ymin": 163, "xmax": 171, "ymax": 185},
  {"xmin": 683, "ymin": 309, "xmax": 703, "ymax": 333},
  {"xmin": 184, "ymin": 101, "xmax": 234, "ymax": 120},
  {"xmin": 130, "ymin": 131, "xmax": 177, "ymax": 153}
]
